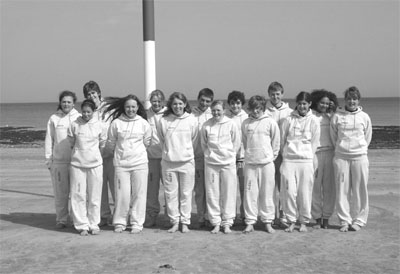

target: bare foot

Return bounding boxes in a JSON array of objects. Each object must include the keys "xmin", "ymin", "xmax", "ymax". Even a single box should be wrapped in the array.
[
  {"xmin": 167, "ymin": 223, "xmax": 179, "ymax": 233},
  {"xmin": 211, "ymin": 225, "xmax": 220, "ymax": 234},
  {"xmin": 322, "ymin": 219, "xmax": 329, "ymax": 229},
  {"xmin": 285, "ymin": 223, "xmax": 295, "ymax": 233},
  {"xmin": 339, "ymin": 224, "xmax": 349, "ymax": 232},
  {"xmin": 181, "ymin": 224, "xmax": 190, "ymax": 233},
  {"xmin": 313, "ymin": 218, "xmax": 322, "ymax": 229},
  {"xmin": 80, "ymin": 230, "xmax": 89, "ymax": 236},
  {"xmin": 130, "ymin": 228, "xmax": 141, "ymax": 234},
  {"xmin": 299, "ymin": 223, "xmax": 308, "ymax": 232},
  {"xmin": 223, "ymin": 225, "xmax": 232, "ymax": 234},
  {"xmin": 350, "ymin": 224, "xmax": 361, "ymax": 231},
  {"xmin": 242, "ymin": 224, "xmax": 254, "ymax": 234},
  {"xmin": 265, "ymin": 223, "xmax": 275, "ymax": 234}
]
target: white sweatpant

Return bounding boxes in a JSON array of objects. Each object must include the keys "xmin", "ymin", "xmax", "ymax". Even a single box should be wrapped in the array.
[
  {"xmin": 70, "ymin": 165, "xmax": 103, "ymax": 231},
  {"xmin": 162, "ymin": 160, "xmax": 195, "ymax": 225},
  {"xmin": 113, "ymin": 166, "xmax": 148, "ymax": 230},
  {"xmin": 280, "ymin": 161, "xmax": 314, "ymax": 224},
  {"xmin": 205, "ymin": 163, "xmax": 237, "ymax": 227},
  {"xmin": 100, "ymin": 157, "xmax": 115, "ymax": 220},
  {"xmin": 194, "ymin": 157, "xmax": 207, "ymax": 223},
  {"xmin": 146, "ymin": 158, "xmax": 163, "ymax": 217},
  {"xmin": 333, "ymin": 156, "xmax": 369, "ymax": 227},
  {"xmin": 236, "ymin": 161, "xmax": 245, "ymax": 220},
  {"xmin": 311, "ymin": 150, "xmax": 335, "ymax": 219},
  {"xmin": 49, "ymin": 163, "xmax": 70, "ymax": 224},
  {"xmin": 244, "ymin": 162, "xmax": 276, "ymax": 224}
]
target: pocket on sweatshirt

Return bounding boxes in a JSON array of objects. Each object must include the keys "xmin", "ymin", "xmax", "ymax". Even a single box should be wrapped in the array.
[{"xmin": 246, "ymin": 147, "xmax": 268, "ymax": 161}]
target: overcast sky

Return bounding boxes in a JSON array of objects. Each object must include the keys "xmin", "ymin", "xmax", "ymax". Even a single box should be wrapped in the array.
[{"xmin": 1, "ymin": 0, "xmax": 399, "ymax": 103}]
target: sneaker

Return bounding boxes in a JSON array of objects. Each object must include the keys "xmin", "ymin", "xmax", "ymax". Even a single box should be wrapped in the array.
[
  {"xmin": 55, "ymin": 223, "xmax": 66, "ymax": 229},
  {"xmin": 80, "ymin": 230, "xmax": 89, "ymax": 236}
]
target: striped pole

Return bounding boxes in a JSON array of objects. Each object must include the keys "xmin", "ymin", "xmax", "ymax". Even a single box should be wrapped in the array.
[{"xmin": 143, "ymin": 0, "xmax": 156, "ymax": 109}]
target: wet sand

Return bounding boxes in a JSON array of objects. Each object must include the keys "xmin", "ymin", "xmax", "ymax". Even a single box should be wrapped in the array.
[{"xmin": 0, "ymin": 147, "xmax": 399, "ymax": 273}]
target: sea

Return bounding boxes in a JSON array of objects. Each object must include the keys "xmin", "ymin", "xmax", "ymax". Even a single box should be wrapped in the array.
[{"xmin": 0, "ymin": 97, "xmax": 399, "ymax": 130}]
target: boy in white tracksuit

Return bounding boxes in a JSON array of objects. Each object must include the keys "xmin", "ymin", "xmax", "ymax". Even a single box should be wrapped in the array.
[
  {"xmin": 105, "ymin": 95, "xmax": 152, "ymax": 233},
  {"xmin": 158, "ymin": 92, "xmax": 198, "ymax": 233},
  {"xmin": 330, "ymin": 86, "xmax": 372, "ymax": 232},
  {"xmin": 45, "ymin": 91, "xmax": 80, "ymax": 228},
  {"xmin": 280, "ymin": 92, "xmax": 320, "ymax": 232},
  {"xmin": 266, "ymin": 82, "xmax": 293, "ymax": 227},
  {"xmin": 242, "ymin": 96, "xmax": 280, "ymax": 234},
  {"xmin": 145, "ymin": 90, "xmax": 168, "ymax": 227},
  {"xmin": 201, "ymin": 101, "xmax": 241, "ymax": 234},
  {"xmin": 68, "ymin": 100, "xmax": 106, "ymax": 235},
  {"xmin": 192, "ymin": 88, "xmax": 214, "ymax": 227},
  {"xmin": 225, "ymin": 90, "xmax": 248, "ymax": 224}
]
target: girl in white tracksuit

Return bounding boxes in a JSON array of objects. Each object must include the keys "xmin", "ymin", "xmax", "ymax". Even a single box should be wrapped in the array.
[
  {"xmin": 68, "ymin": 99, "xmax": 106, "ymax": 236},
  {"xmin": 45, "ymin": 90, "xmax": 80, "ymax": 229},
  {"xmin": 201, "ymin": 100, "xmax": 241, "ymax": 234},
  {"xmin": 104, "ymin": 94, "xmax": 151, "ymax": 234},
  {"xmin": 280, "ymin": 92, "xmax": 320, "ymax": 233},
  {"xmin": 330, "ymin": 86, "xmax": 372, "ymax": 232},
  {"xmin": 242, "ymin": 96, "xmax": 280, "ymax": 234},
  {"xmin": 310, "ymin": 89, "xmax": 338, "ymax": 229},
  {"xmin": 157, "ymin": 92, "xmax": 198, "ymax": 233},
  {"xmin": 145, "ymin": 89, "xmax": 168, "ymax": 227},
  {"xmin": 225, "ymin": 90, "xmax": 248, "ymax": 224}
]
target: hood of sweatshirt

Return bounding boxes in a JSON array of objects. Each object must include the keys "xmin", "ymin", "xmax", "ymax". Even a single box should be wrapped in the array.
[
  {"xmin": 336, "ymin": 106, "xmax": 363, "ymax": 115},
  {"xmin": 118, "ymin": 113, "xmax": 143, "ymax": 122},
  {"xmin": 55, "ymin": 108, "xmax": 79, "ymax": 118},
  {"xmin": 225, "ymin": 109, "xmax": 247, "ymax": 118},
  {"xmin": 247, "ymin": 113, "xmax": 271, "ymax": 122},
  {"xmin": 266, "ymin": 101, "xmax": 291, "ymax": 112}
]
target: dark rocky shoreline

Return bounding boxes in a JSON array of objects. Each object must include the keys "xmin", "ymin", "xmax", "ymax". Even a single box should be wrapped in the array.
[{"xmin": 0, "ymin": 126, "xmax": 399, "ymax": 149}]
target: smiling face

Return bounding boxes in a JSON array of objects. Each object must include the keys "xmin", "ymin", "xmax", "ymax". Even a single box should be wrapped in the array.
[
  {"xmin": 150, "ymin": 95, "xmax": 163, "ymax": 113},
  {"xmin": 124, "ymin": 99, "xmax": 138, "ymax": 118},
  {"xmin": 250, "ymin": 106, "xmax": 264, "ymax": 119},
  {"xmin": 317, "ymin": 96, "xmax": 330, "ymax": 114},
  {"xmin": 268, "ymin": 90, "xmax": 283, "ymax": 108},
  {"xmin": 297, "ymin": 100, "xmax": 311, "ymax": 116},
  {"xmin": 197, "ymin": 95, "xmax": 212, "ymax": 112},
  {"xmin": 345, "ymin": 95, "xmax": 359, "ymax": 112},
  {"xmin": 171, "ymin": 98, "xmax": 186, "ymax": 116},
  {"xmin": 229, "ymin": 99, "xmax": 243, "ymax": 115},
  {"xmin": 211, "ymin": 103, "xmax": 224, "ymax": 122},
  {"xmin": 60, "ymin": 96, "xmax": 74, "ymax": 114},
  {"xmin": 81, "ymin": 105, "xmax": 94, "ymax": 122},
  {"xmin": 86, "ymin": 90, "xmax": 101, "ymax": 108}
]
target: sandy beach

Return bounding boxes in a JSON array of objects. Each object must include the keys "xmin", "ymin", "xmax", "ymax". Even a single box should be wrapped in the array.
[{"xmin": 0, "ymin": 145, "xmax": 399, "ymax": 274}]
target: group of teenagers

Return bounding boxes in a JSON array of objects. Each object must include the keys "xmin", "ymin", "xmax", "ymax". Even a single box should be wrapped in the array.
[{"xmin": 45, "ymin": 80, "xmax": 372, "ymax": 236}]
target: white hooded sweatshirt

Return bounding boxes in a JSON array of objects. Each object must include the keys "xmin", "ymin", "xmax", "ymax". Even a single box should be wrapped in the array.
[
  {"xmin": 68, "ymin": 116, "xmax": 106, "ymax": 168},
  {"xmin": 281, "ymin": 110, "xmax": 320, "ymax": 162},
  {"xmin": 192, "ymin": 106, "xmax": 213, "ymax": 158},
  {"xmin": 45, "ymin": 108, "xmax": 80, "ymax": 166},
  {"xmin": 201, "ymin": 116, "xmax": 241, "ymax": 166},
  {"xmin": 266, "ymin": 101, "xmax": 293, "ymax": 129},
  {"xmin": 330, "ymin": 107, "xmax": 372, "ymax": 159},
  {"xmin": 225, "ymin": 109, "xmax": 248, "ymax": 161},
  {"xmin": 158, "ymin": 112, "xmax": 198, "ymax": 163},
  {"xmin": 241, "ymin": 113, "xmax": 280, "ymax": 165},
  {"xmin": 312, "ymin": 110, "xmax": 334, "ymax": 152},
  {"xmin": 146, "ymin": 106, "xmax": 167, "ymax": 159},
  {"xmin": 106, "ymin": 114, "xmax": 152, "ymax": 168}
]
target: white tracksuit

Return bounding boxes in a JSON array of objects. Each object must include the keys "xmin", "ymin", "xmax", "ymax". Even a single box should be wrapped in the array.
[
  {"xmin": 106, "ymin": 114, "xmax": 151, "ymax": 231},
  {"xmin": 158, "ymin": 112, "xmax": 198, "ymax": 225},
  {"xmin": 146, "ymin": 106, "xmax": 167, "ymax": 218},
  {"xmin": 45, "ymin": 108, "xmax": 80, "ymax": 225},
  {"xmin": 225, "ymin": 109, "xmax": 248, "ymax": 220},
  {"xmin": 242, "ymin": 114, "xmax": 280, "ymax": 224},
  {"xmin": 330, "ymin": 107, "xmax": 372, "ymax": 227},
  {"xmin": 68, "ymin": 116, "xmax": 106, "ymax": 232},
  {"xmin": 192, "ymin": 106, "xmax": 212, "ymax": 223},
  {"xmin": 311, "ymin": 111, "xmax": 335, "ymax": 220},
  {"xmin": 94, "ymin": 101, "xmax": 115, "ymax": 222},
  {"xmin": 280, "ymin": 110, "xmax": 320, "ymax": 224},
  {"xmin": 201, "ymin": 116, "xmax": 241, "ymax": 227}
]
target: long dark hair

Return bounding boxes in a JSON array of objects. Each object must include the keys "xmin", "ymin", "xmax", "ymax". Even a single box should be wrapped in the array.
[
  {"xmin": 163, "ymin": 92, "xmax": 192, "ymax": 117},
  {"xmin": 103, "ymin": 94, "xmax": 147, "ymax": 121}
]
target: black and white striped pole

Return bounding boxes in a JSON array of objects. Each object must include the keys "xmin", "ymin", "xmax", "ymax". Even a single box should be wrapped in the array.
[{"xmin": 143, "ymin": 0, "xmax": 156, "ymax": 108}]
